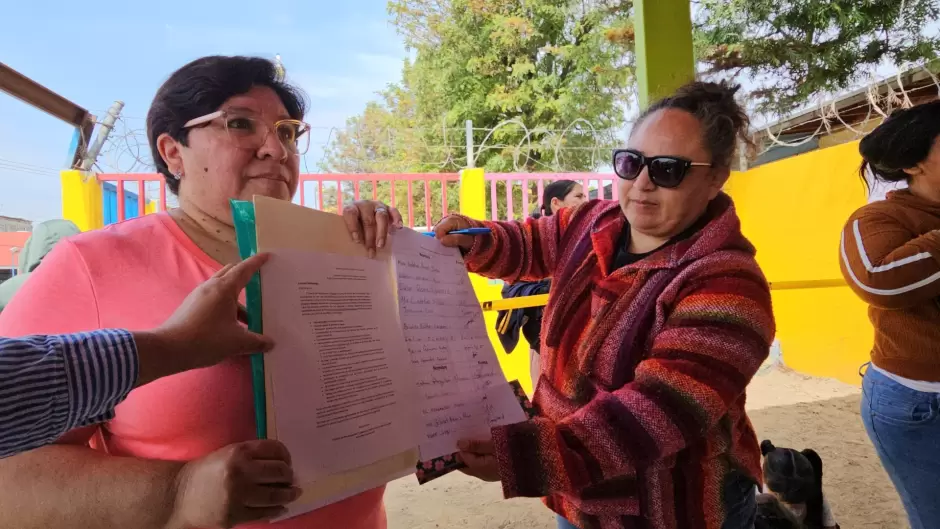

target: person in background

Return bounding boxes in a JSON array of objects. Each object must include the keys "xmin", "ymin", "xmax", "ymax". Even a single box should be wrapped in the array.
[
  {"xmin": 840, "ymin": 100, "xmax": 940, "ymax": 529},
  {"xmin": 0, "ymin": 56, "xmax": 399, "ymax": 529},
  {"xmin": 0, "ymin": 219, "xmax": 80, "ymax": 313},
  {"xmin": 434, "ymin": 81, "xmax": 775, "ymax": 529},
  {"xmin": 534, "ymin": 180, "xmax": 586, "ymax": 218},
  {"xmin": 495, "ymin": 179, "xmax": 586, "ymax": 395}
]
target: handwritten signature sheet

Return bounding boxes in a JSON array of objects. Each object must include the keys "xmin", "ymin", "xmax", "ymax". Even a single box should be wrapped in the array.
[{"xmin": 390, "ymin": 229, "xmax": 526, "ymax": 461}]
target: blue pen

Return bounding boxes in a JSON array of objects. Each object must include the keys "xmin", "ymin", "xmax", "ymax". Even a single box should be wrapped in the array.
[{"xmin": 423, "ymin": 228, "xmax": 492, "ymax": 237}]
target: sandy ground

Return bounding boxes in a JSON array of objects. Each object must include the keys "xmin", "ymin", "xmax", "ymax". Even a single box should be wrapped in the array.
[{"xmin": 384, "ymin": 365, "xmax": 908, "ymax": 529}]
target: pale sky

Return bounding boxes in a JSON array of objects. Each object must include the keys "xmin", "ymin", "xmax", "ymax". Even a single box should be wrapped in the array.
[
  {"xmin": 1, "ymin": 3, "xmax": 931, "ymax": 223},
  {"xmin": 0, "ymin": 0, "xmax": 409, "ymax": 222}
]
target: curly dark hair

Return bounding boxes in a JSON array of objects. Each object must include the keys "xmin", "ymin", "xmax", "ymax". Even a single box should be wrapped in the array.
[
  {"xmin": 634, "ymin": 80, "xmax": 753, "ymax": 169},
  {"xmin": 146, "ymin": 55, "xmax": 308, "ymax": 195}
]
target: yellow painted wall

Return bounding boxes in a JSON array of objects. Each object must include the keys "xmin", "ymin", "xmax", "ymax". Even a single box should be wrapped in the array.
[{"xmin": 727, "ymin": 141, "xmax": 873, "ymax": 385}]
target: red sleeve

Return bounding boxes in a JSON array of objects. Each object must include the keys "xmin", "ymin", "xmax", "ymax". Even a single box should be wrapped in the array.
[
  {"xmin": 490, "ymin": 257, "xmax": 774, "ymax": 498},
  {"xmin": 0, "ymin": 239, "xmax": 103, "ymax": 444},
  {"xmin": 461, "ymin": 204, "xmax": 580, "ymax": 283}
]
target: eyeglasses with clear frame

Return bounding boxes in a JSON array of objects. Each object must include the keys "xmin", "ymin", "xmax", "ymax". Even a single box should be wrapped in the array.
[{"xmin": 182, "ymin": 109, "xmax": 311, "ymax": 156}]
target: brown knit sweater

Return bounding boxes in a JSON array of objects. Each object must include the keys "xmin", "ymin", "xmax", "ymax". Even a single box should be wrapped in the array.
[{"xmin": 840, "ymin": 189, "xmax": 940, "ymax": 381}]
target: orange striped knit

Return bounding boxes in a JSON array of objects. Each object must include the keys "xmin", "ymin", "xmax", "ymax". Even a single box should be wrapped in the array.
[
  {"xmin": 462, "ymin": 194, "xmax": 774, "ymax": 529},
  {"xmin": 840, "ymin": 189, "xmax": 940, "ymax": 381}
]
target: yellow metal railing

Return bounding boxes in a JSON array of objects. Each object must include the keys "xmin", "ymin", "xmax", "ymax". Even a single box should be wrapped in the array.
[{"xmin": 479, "ymin": 279, "xmax": 848, "ymax": 312}]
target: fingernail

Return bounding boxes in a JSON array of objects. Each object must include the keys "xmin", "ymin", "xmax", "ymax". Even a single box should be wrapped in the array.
[
  {"xmin": 368, "ymin": 248, "xmax": 376, "ymax": 259},
  {"xmin": 351, "ymin": 232, "xmax": 360, "ymax": 243},
  {"xmin": 457, "ymin": 440, "xmax": 469, "ymax": 450},
  {"xmin": 377, "ymin": 238, "xmax": 385, "ymax": 249}
]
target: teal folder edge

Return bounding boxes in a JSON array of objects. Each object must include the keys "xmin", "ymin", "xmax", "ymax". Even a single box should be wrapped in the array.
[{"xmin": 230, "ymin": 199, "xmax": 267, "ymax": 439}]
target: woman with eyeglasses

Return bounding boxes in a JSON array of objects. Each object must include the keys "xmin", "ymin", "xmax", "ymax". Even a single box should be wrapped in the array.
[
  {"xmin": 433, "ymin": 81, "xmax": 774, "ymax": 529},
  {"xmin": 0, "ymin": 56, "xmax": 401, "ymax": 529}
]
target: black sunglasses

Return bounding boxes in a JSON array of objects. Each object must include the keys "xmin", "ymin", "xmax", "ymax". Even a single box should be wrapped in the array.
[{"xmin": 612, "ymin": 149, "xmax": 712, "ymax": 189}]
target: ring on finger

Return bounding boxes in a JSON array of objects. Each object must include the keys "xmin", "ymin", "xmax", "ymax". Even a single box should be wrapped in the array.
[{"xmin": 375, "ymin": 207, "xmax": 388, "ymax": 215}]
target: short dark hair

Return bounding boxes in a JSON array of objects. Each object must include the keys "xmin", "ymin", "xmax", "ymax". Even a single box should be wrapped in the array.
[
  {"xmin": 146, "ymin": 55, "xmax": 308, "ymax": 194},
  {"xmin": 635, "ymin": 80, "xmax": 752, "ymax": 169},
  {"xmin": 858, "ymin": 100, "xmax": 940, "ymax": 192},
  {"xmin": 539, "ymin": 179, "xmax": 579, "ymax": 216}
]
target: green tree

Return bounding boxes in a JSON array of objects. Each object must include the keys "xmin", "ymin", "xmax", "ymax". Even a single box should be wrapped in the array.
[
  {"xmin": 315, "ymin": 76, "xmax": 461, "ymax": 222},
  {"xmin": 320, "ymin": 0, "xmax": 633, "ymax": 219},
  {"xmin": 321, "ymin": 0, "xmax": 940, "ymax": 219},
  {"xmin": 318, "ymin": 79, "xmax": 455, "ymax": 175},
  {"xmin": 322, "ymin": 0, "xmax": 633, "ymax": 174},
  {"xmin": 697, "ymin": 0, "xmax": 940, "ymax": 113}
]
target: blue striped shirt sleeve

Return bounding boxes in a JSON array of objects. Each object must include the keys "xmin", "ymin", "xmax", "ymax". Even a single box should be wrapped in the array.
[{"xmin": 0, "ymin": 330, "xmax": 139, "ymax": 458}]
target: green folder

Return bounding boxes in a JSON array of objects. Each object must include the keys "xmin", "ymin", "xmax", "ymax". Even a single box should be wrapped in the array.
[{"xmin": 230, "ymin": 199, "xmax": 267, "ymax": 439}]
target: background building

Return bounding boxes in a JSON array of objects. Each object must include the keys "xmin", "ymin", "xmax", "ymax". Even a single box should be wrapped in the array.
[{"xmin": 0, "ymin": 215, "xmax": 32, "ymax": 233}]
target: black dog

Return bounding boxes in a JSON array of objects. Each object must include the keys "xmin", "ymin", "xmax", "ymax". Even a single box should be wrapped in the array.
[{"xmin": 760, "ymin": 440, "xmax": 838, "ymax": 529}]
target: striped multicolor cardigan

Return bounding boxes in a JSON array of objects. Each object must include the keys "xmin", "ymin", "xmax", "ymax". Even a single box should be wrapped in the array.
[{"xmin": 463, "ymin": 194, "xmax": 774, "ymax": 529}]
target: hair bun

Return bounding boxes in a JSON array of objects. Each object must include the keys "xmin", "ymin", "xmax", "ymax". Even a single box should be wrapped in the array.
[
  {"xmin": 637, "ymin": 80, "xmax": 752, "ymax": 169},
  {"xmin": 674, "ymin": 81, "xmax": 742, "ymax": 104}
]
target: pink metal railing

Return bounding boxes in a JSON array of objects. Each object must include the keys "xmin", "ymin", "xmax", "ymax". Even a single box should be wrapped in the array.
[
  {"xmin": 96, "ymin": 172, "xmax": 619, "ymax": 225},
  {"xmin": 297, "ymin": 173, "xmax": 460, "ymax": 228},
  {"xmin": 97, "ymin": 173, "xmax": 463, "ymax": 229},
  {"xmin": 484, "ymin": 172, "xmax": 619, "ymax": 220}
]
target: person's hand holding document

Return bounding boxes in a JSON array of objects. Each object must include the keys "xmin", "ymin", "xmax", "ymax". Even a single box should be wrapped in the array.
[
  {"xmin": 456, "ymin": 438, "xmax": 501, "ymax": 482},
  {"xmin": 242, "ymin": 196, "xmax": 529, "ymax": 519},
  {"xmin": 339, "ymin": 200, "xmax": 405, "ymax": 258},
  {"xmin": 169, "ymin": 439, "xmax": 301, "ymax": 528}
]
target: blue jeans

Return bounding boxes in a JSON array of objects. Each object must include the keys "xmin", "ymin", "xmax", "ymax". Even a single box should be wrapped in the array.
[
  {"xmin": 555, "ymin": 471, "xmax": 756, "ymax": 529},
  {"xmin": 862, "ymin": 366, "xmax": 940, "ymax": 529}
]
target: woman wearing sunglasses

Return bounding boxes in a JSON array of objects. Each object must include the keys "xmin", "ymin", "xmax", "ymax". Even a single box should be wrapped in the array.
[
  {"xmin": 0, "ymin": 56, "xmax": 400, "ymax": 529},
  {"xmin": 434, "ymin": 81, "xmax": 774, "ymax": 529}
]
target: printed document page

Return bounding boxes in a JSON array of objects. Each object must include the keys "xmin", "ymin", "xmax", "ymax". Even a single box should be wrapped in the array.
[
  {"xmin": 254, "ymin": 196, "xmax": 418, "ymax": 518},
  {"xmin": 261, "ymin": 248, "xmax": 420, "ymax": 481}
]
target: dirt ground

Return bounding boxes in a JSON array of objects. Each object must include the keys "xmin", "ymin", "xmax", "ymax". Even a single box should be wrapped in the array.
[{"xmin": 384, "ymin": 366, "xmax": 908, "ymax": 529}]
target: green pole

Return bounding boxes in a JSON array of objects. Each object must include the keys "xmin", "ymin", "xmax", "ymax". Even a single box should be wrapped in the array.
[{"xmin": 634, "ymin": 0, "xmax": 696, "ymax": 108}]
